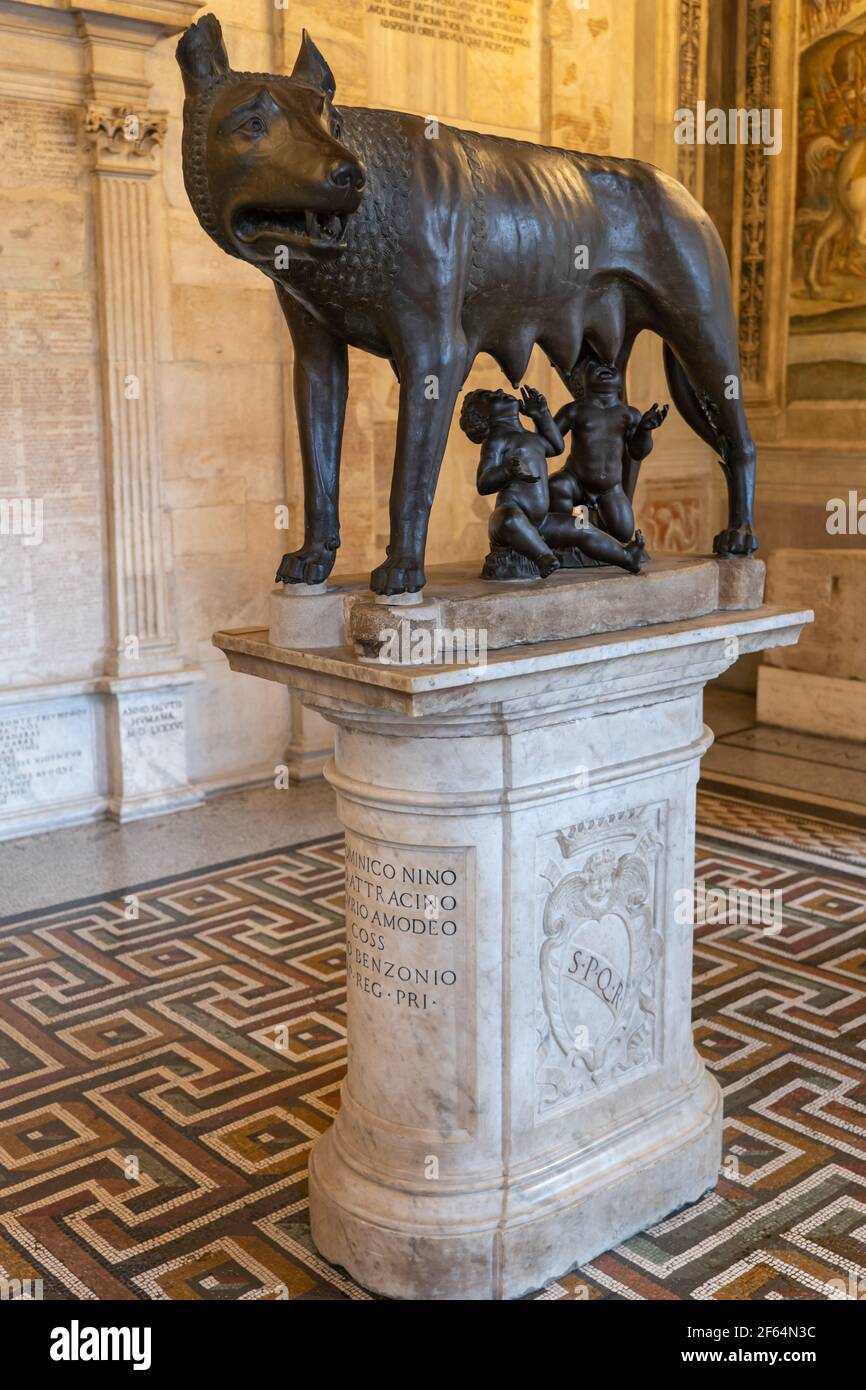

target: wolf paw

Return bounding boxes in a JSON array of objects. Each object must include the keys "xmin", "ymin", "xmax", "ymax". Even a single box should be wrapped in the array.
[
  {"xmin": 370, "ymin": 555, "xmax": 425, "ymax": 595},
  {"xmin": 275, "ymin": 544, "xmax": 338, "ymax": 586},
  {"xmin": 713, "ymin": 526, "xmax": 758, "ymax": 558}
]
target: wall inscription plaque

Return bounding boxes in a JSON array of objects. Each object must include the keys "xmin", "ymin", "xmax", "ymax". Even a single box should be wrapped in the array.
[
  {"xmin": 367, "ymin": 0, "xmax": 532, "ymax": 55},
  {"xmin": 0, "ymin": 699, "xmax": 97, "ymax": 817},
  {"xmin": 0, "ymin": 96, "xmax": 104, "ymax": 694}
]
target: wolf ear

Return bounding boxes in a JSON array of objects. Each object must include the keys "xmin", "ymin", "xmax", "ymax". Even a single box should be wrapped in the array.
[
  {"xmin": 291, "ymin": 30, "xmax": 336, "ymax": 101},
  {"xmin": 176, "ymin": 14, "xmax": 230, "ymax": 99}
]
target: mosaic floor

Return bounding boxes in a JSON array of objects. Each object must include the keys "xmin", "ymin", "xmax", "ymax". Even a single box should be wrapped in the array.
[{"xmin": 0, "ymin": 789, "xmax": 864, "ymax": 1300}]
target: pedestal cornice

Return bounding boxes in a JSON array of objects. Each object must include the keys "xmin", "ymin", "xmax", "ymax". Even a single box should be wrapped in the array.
[{"xmin": 214, "ymin": 605, "xmax": 812, "ymax": 730}]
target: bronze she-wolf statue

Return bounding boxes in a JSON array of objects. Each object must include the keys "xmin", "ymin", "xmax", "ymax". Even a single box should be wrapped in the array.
[{"xmin": 177, "ymin": 14, "xmax": 758, "ymax": 596}]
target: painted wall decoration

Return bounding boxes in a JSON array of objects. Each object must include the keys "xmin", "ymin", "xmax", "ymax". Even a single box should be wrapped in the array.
[{"xmin": 789, "ymin": 1, "xmax": 866, "ymax": 400}]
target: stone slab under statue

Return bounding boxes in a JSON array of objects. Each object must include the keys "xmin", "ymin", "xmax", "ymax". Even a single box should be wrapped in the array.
[
  {"xmin": 269, "ymin": 555, "xmax": 767, "ymax": 658},
  {"xmin": 214, "ymin": 559, "xmax": 811, "ymax": 1300}
]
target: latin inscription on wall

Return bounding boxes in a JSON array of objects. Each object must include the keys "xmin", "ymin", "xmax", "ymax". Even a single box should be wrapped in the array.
[
  {"xmin": 343, "ymin": 830, "xmax": 474, "ymax": 1132},
  {"xmin": 0, "ymin": 97, "xmax": 104, "ymax": 690},
  {"xmin": 0, "ymin": 699, "xmax": 97, "ymax": 817},
  {"xmin": 115, "ymin": 693, "xmax": 189, "ymax": 799},
  {"xmin": 364, "ymin": 0, "xmax": 539, "ymax": 135},
  {"xmin": 368, "ymin": 0, "xmax": 532, "ymax": 54},
  {"xmin": 0, "ymin": 100, "xmax": 80, "ymax": 190}
]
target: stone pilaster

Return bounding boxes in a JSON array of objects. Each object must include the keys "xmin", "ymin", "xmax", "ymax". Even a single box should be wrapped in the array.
[
  {"xmin": 675, "ymin": 0, "xmax": 708, "ymax": 200},
  {"xmin": 77, "ymin": 4, "xmax": 204, "ymax": 820},
  {"xmin": 83, "ymin": 102, "xmax": 177, "ymax": 678},
  {"xmin": 729, "ymin": 0, "xmax": 798, "ymax": 415}
]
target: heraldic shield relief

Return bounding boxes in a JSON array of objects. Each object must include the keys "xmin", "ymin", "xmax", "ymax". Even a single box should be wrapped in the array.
[{"xmin": 536, "ymin": 806, "xmax": 666, "ymax": 1115}]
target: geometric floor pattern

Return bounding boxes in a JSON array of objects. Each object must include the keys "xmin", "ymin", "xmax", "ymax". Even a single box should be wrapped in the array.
[{"xmin": 0, "ymin": 791, "xmax": 864, "ymax": 1300}]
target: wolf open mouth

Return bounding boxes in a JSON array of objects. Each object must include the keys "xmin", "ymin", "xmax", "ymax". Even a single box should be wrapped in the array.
[{"xmin": 233, "ymin": 206, "xmax": 349, "ymax": 250}]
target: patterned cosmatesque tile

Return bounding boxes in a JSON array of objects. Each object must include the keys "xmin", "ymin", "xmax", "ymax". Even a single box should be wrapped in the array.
[{"xmin": 0, "ymin": 803, "xmax": 864, "ymax": 1301}]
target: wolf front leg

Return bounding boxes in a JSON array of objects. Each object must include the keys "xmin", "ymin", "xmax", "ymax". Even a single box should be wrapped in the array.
[
  {"xmin": 370, "ymin": 338, "xmax": 467, "ymax": 596},
  {"xmin": 275, "ymin": 287, "xmax": 348, "ymax": 585}
]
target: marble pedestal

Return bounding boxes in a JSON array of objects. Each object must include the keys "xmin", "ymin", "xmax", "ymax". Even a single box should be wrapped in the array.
[{"xmin": 214, "ymin": 560, "xmax": 810, "ymax": 1300}]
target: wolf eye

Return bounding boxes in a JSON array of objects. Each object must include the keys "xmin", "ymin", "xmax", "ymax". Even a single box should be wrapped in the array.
[{"xmin": 245, "ymin": 115, "xmax": 266, "ymax": 137}]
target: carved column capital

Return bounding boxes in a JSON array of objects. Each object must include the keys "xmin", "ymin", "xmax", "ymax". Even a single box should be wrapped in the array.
[{"xmin": 83, "ymin": 103, "xmax": 167, "ymax": 173}]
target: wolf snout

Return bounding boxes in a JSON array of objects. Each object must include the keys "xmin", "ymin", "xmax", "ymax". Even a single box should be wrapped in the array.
[{"xmin": 329, "ymin": 158, "xmax": 365, "ymax": 195}]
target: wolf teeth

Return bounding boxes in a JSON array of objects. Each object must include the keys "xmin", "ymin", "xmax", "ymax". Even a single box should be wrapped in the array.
[
  {"xmin": 296, "ymin": 210, "xmax": 347, "ymax": 243},
  {"xmin": 303, "ymin": 211, "xmax": 331, "ymax": 240}
]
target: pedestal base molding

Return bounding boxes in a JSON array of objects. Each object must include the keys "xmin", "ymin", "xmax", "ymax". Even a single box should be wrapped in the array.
[{"xmin": 310, "ymin": 1063, "xmax": 721, "ymax": 1300}]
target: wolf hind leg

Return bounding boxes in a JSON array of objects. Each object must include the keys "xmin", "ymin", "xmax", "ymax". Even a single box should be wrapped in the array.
[{"xmin": 662, "ymin": 340, "xmax": 757, "ymax": 556}]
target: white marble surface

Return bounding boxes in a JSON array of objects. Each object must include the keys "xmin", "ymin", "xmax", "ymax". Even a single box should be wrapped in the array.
[
  {"xmin": 0, "ymin": 13, "xmax": 295, "ymax": 839},
  {"xmin": 102, "ymin": 671, "xmax": 203, "ymax": 822},
  {"xmin": 285, "ymin": 697, "xmax": 333, "ymax": 782},
  {"xmin": 269, "ymin": 582, "xmax": 358, "ymax": 650},
  {"xmin": 0, "ymin": 690, "xmax": 103, "ymax": 840},
  {"xmin": 0, "ymin": 780, "xmax": 339, "ymax": 916},
  {"xmin": 217, "ymin": 579, "xmax": 810, "ymax": 1297}
]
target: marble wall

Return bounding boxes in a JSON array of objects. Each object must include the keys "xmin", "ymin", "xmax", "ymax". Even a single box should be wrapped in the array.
[
  {"xmin": 0, "ymin": 98, "xmax": 105, "ymax": 690},
  {"xmin": 0, "ymin": 0, "xmax": 295, "ymax": 838},
  {"xmin": 0, "ymin": 34, "xmax": 111, "ymax": 836},
  {"xmin": 149, "ymin": 3, "xmax": 293, "ymax": 792},
  {"xmin": 709, "ymin": 1, "xmax": 866, "ymax": 698}
]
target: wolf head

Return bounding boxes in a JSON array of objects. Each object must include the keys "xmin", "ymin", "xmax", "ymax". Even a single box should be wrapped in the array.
[{"xmin": 177, "ymin": 14, "xmax": 366, "ymax": 267}]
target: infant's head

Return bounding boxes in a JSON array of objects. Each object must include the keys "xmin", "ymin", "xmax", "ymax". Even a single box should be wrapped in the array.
[
  {"xmin": 459, "ymin": 388, "xmax": 519, "ymax": 444},
  {"xmin": 580, "ymin": 356, "xmax": 622, "ymax": 395}
]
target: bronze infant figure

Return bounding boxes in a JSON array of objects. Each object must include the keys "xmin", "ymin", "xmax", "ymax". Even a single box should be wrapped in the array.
[
  {"xmin": 177, "ymin": 13, "xmax": 758, "ymax": 596},
  {"xmin": 550, "ymin": 356, "xmax": 669, "ymax": 545},
  {"xmin": 461, "ymin": 386, "xmax": 646, "ymax": 580}
]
